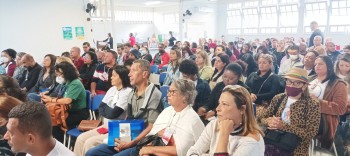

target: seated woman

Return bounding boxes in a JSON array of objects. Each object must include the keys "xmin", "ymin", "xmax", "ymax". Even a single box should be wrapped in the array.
[
  {"xmin": 209, "ymin": 53, "xmax": 230, "ymax": 89},
  {"xmin": 309, "ymin": 56, "xmax": 348, "ymax": 150},
  {"xmin": 0, "ymin": 75, "xmax": 27, "ymax": 102},
  {"xmin": 260, "ymin": 67, "xmax": 320, "ymax": 155},
  {"xmin": 79, "ymin": 52, "xmax": 98, "ymax": 90},
  {"xmin": 28, "ymin": 54, "xmax": 56, "ymax": 101},
  {"xmin": 245, "ymin": 54, "xmax": 280, "ymax": 118},
  {"xmin": 196, "ymin": 50, "xmax": 213, "ymax": 82},
  {"xmin": 137, "ymin": 79, "xmax": 205, "ymax": 156},
  {"xmin": 13, "ymin": 52, "xmax": 26, "ymax": 81},
  {"xmin": 334, "ymin": 53, "xmax": 350, "ymax": 153},
  {"xmin": 1, "ymin": 49, "xmax": 17, "ymax": 76},
  {"xmin": 41, "ymin": 62, "xmax": 89, "ymax": 143},
  {"xmin": 163, "ymin": 46, "xmax": 182, "ymax": 86},
  {"xmin": 74, "ymin": 65, "xmax": 132, "ymax": 156},
  {"xmin": 187, "ymin": 85, "xmax": 264, "ymax": 156},
  {"xmin": 0, "ymin": 96, "xmax": 23, "ymax": 156},
  {"xmin": 198, "ymin": 63, "xmax": 250, "ymax": 125}
]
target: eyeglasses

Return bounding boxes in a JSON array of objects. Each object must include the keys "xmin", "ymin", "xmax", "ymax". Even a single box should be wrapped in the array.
[
  {"xmin": 285, "ymin": 79, "xmax": 305, "ymax": 87},
  {"xmin": 167, "ymin": 89, "xmax": 178, "ymax": 96}
]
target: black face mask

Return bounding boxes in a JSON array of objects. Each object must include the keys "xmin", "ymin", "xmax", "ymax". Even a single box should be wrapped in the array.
[{"xmin": 252, "ymin": 46, "xmax": 257, "ymax": 49}]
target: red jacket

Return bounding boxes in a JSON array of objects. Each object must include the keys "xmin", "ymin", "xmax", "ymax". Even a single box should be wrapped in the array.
[
  {"xmin": 151, "ymin": 52, "xmax": 170, "ymax": 69},
  {"xmin": 129, "ymin": 36, "xmax": 136, "ymax": 46},
  {"xmin": 6, "ymin": 61, "xmax": 16, "ymax": 77},
  {"xmin": 73, "ymin": 57, "xmax": 84, "ymax": 71}
]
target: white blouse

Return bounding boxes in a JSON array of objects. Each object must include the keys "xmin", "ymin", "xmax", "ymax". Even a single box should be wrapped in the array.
[
  {"xmin": 149, "ymin": 105, "xmax": 205, "ymax": 156},
  {"xmin": 187, "ymin": 119, "xmax": 265, "ymax": 156}
]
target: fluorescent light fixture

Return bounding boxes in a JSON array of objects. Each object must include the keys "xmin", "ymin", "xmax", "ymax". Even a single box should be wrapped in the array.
[{"xmin": 145, "ymin": 1, "xmax": 161, "ymax": 5}]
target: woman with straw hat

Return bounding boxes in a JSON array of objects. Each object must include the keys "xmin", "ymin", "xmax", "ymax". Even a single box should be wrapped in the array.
[{"xmin": 259, "ymin": 67, "xmax": 321, "ymax": 155}]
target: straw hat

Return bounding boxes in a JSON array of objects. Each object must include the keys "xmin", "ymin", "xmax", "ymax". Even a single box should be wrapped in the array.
[{"xmin": 284, "ymin": 67, "xmax": 309, "ymax": 84}]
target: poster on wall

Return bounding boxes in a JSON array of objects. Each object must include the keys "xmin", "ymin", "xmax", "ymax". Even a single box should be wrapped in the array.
[
  {"xmin": 62, "ymin": 27, "xmax": 73, "ymax": 40},
  {"xmin": 75, "ymin": 27, "xmax": 85, "ymax": 40}
]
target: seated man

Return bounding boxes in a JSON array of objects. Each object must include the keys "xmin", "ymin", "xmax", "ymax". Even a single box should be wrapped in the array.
[
  {"xmin": 85, "ymin": 59, "xmax": 163, "ymax": 156},
  {"xmin": 178, "ymin": 59, "xmax": 211, "ymax": 113},
  {"xmin": 4, "ymin": 101, "xmax": 74, "ymax": 156},
  {"xmin": 18, "ymin": 54, "xmax": 42, "ymax": 92},
  {"xmin": 90, "ymin": 50, "xmax": 117, "ymax": 96}
]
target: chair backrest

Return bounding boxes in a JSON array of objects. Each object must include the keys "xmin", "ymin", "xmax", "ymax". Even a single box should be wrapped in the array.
[
  {"xmin": 85, "ymin": 90, "xmax": 91, "ymax": 109},
  {"xmin": 159, "ymin": 72, "xmax": 167, "ymax": 84},
  {"xmin": 160, "ymin": 85, "xmax": 169, "ymax": 99},
  {"xmin": 91, "ymin": 94, "xmax": 105, "ymax": 111},
  {"xmin": 161, "ymin": 66, "xmax": 167, "ymax": 72},
  {"xmin": 151, "ymin": 65, "xmax": 159, "ymax": 74}
]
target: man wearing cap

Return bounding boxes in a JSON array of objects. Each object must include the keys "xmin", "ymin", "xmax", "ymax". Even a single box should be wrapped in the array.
[{"xmin": 129, "ymin": 49, "xmax": 141, "ymax": 60}]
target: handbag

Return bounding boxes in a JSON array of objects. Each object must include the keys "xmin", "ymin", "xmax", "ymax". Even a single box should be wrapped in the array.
[
  {"xmin": 46, "ymin": 102, "xmax": 70, "ymax": 132},
  {"xmin": 77, "ymin": 120, "xmax": 102, "ymax": 131},
  {"xmin": 131, "ymin": 135, "xmax": 166, "ymax": 156},
  {"xmin": 263, "ymin": 94, "xmax": 304, "ymax": 152}
]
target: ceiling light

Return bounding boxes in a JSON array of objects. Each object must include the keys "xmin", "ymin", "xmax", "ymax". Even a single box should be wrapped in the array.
[{"xmin": 144, "ymin": 1, "xmax": 161, "ymax": 6}]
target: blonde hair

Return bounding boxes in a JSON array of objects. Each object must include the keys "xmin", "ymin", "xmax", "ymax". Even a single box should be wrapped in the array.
[
  {"xmin": 222, "ymin": 85, "xmax": 264, "ymax": 136},
  {"xmin": 196, "ymin": 50, "xmax": 210, "ymax": 67},
  {"xmin": 258, "ymin": 54, "xmax": 273, "ymax": 64}
]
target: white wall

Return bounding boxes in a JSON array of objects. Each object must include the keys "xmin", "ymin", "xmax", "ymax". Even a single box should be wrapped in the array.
[{"xmin": 0, "ymin": 0, "xmax": 93, "ymax": 61}]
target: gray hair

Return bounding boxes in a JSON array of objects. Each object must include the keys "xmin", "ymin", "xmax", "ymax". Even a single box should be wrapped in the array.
[
  {"xmin": 16, "ymin": 52, "xmax": 26, "ymax": 58},
  {"xmin": 134, "ymin": 59, "xmax": 151, "ymax": 73},
  {"xmin": 173, "ymin": 79, "xmax": 197, "ymax": 105},
  {"xmin": 314, "ymin": 35, "xmax": 322, "ymax": 41}
]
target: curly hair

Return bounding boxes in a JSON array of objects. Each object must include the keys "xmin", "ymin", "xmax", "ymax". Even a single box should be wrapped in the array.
[{"xmin": 179, "ymin": 59, "xmax": 198, "ymax": 76}]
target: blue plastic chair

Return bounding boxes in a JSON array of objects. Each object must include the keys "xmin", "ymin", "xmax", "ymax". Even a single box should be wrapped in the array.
[
  {"xmin": 91, "ymin": 94, "xmax": 105, "ymax": 120},
  {"xmin": 159, "ymin": 73, "xmax": 167, "ymax": 84},
  {"xmin": 161, "ymin": 66, "xmax": 168, "ymax": 72},
  {"xmin": 160, "ymin": 86, "xmax": 169, "ymax": 99},
  {"xmin": 151, "ymin": 65, "xmax": 159, "ymax": 74}
]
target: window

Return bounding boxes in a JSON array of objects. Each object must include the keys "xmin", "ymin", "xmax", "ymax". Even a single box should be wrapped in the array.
[
  {"xmin": 261, "ymin": 0, "xmax": 278, "ymax": 6},
  {"xmin": 260, "ymin": 6, "xmax": 278, "ymax": 28},
  {"xmin": 244, "ymin": 1, "xmax": 259, "ymax": 7},
  {"xmin": 242, "ymin": 8, "xmax": 259, "ymax": 30},
  {"xmin": 227, "ymin": 3, "xmax": 242, "ymax": 34},
  {"xmin": 329, "ymin": 0, "xmax": 350, "ymax": 32},
  {"xmin": 279, "ymin": 4, "xmax": 298, "ymax": 33},
  {"xmin": 164, "ymin": 13, "xmax": 179, "ymax": 24},
  {"xmin": 304, "ymin": 2, "xmax": 328, "ymax": 33},
  {"xmin": 279, "ymin": 0, "xmax": 298, "ymax": 4},
  {"xmin": 115, "ymin": 10, "xmax": 152, "ymax": 22}
]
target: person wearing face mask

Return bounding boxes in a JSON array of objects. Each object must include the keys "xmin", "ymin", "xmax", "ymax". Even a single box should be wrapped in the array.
[
  {"xmin": 1, "ymin": 48, "xmax": 17, "ymax": 77},
  {"xmin": 150, "ymin": 43, "xmax": 170, "ymax": 69},
  {"xmin": 309, "ymin": 56, "xmax": 348, "ymax": 151},
  {"xmin": 0, "ymin": 96, "xmax": 24, "ymax": 156},
  {"xmin": 140, "ymin": 47, "xmax": 152, "ymax": 63},
  {"xmin": 41, "ymin": 62, "xmax": 89, "ymax": 143},
  {"xmin": 260, "ymin": 67, "xmax": 320, "ymax": 155},
  {"xmin": 278, "ymin": 45, "xmax": 304, "ymax": 75}
]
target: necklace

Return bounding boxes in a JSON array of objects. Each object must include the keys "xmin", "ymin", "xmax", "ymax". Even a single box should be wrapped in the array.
[{"xmin": 230, "ymin": 124, "xmax": 244, "ymax": 136}]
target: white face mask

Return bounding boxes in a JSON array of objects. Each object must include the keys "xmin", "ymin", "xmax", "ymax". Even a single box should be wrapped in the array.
[
  {"xmin": 289, "ymin": 54, "xmax": 298, "ymax": 60},
  {"xmin": 209, "ymin": 48, "xmax": 215, "ymax": 54},
  {"xmin": 1, "ymin": 57, "xmax": 9, "ymax": 63},
  {"xmin": 238, "ymin": 44, "xmax": 243, "ymax": 48},
  {"xmin": 56, "ymin": 76, "xmax": 65, "ymax": 84}
]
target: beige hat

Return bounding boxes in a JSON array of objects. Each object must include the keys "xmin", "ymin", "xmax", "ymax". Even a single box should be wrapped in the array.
[{"xmin": 284, "ymin": 67, "xmax": 309, "ymax": 83}]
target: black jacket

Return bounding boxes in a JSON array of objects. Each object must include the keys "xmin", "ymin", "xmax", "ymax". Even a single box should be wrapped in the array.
[
  {"xmin": 193, "ymin": 78, "xmax": 211, "ymax": 112},
  {"xmin": 79, "ymin": 63, "xmax": 98, "ymax": 90},
  {"xmin": 204, "ymin": 81, "xmax": 250, "ymax": 113},
  {"xmin": 245, "ymin": 70, "xmax": 280, "ymax": 105},
  {"xmin": 308, "ymin": 29, "xmax": 324, "ymax": 47},
  {"xmin": 18, "ymin": 63, "xmax": 42, "ymax": 91}
]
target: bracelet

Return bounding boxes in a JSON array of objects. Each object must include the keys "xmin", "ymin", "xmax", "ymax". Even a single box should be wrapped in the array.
[{"xmin": 214, "ymin": 152, "xmax": 229, "ymax": 156}]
